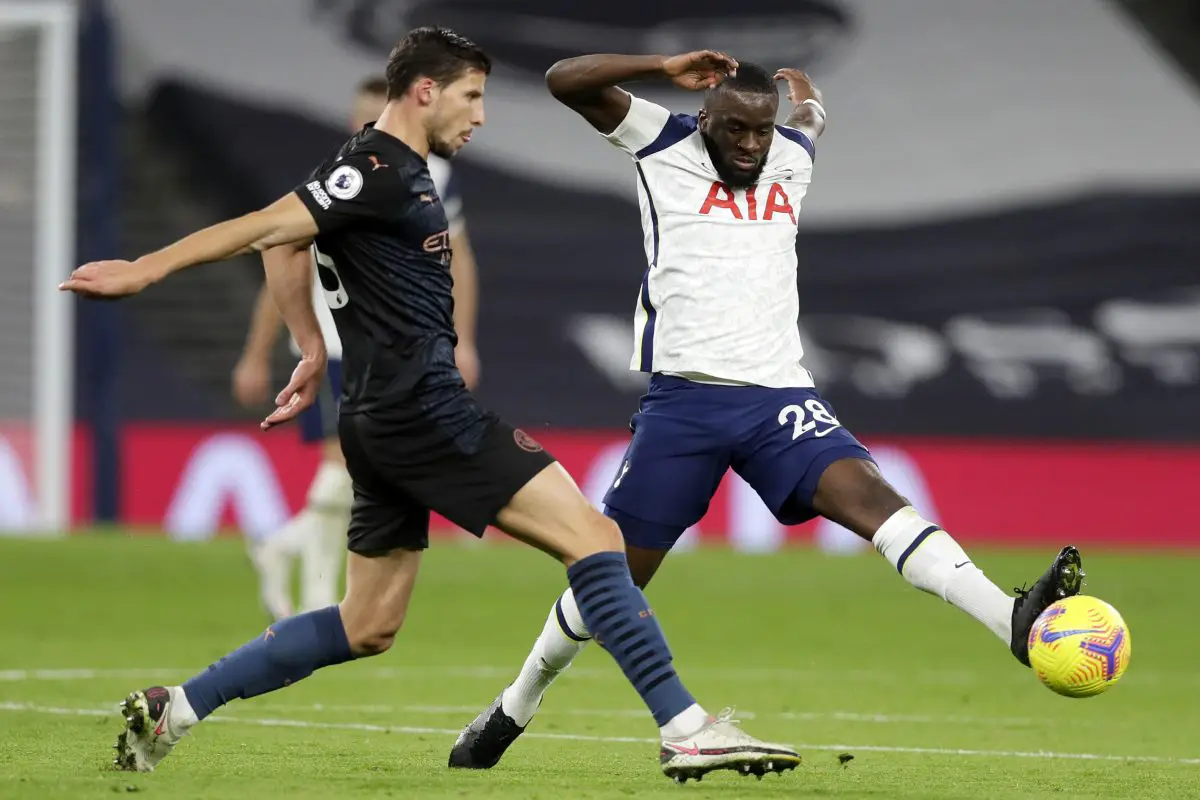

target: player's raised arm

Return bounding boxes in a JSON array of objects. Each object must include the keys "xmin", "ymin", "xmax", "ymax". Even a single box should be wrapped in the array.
[
  {"xmin": 775, "ymin": 68, "xmax": 826, "ymax": 141},
  {"xmin": 545, "ymin": 51, "xmax": 739, "ymax": 134},
  {"xmin": 60, "ymin": 194, "xmax": 320, "ymax": 299}
]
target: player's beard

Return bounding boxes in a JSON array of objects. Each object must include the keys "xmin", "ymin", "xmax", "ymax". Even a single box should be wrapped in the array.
[
  {"xmin": 426, "ymin": 111, "xmax": 461, "ymax": 160},
  {"xmin": 702, "ymin": 132, "xmax": 765, "ymax": 189},
  {"xmin": 429, "ymin": 135, "xmax": 457, "ymax": 160}
]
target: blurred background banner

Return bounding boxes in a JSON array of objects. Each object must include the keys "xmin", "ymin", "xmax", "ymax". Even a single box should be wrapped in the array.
[{"xmin": 20, "ymin": 0, "xmax": 1200, "ymax": 543}]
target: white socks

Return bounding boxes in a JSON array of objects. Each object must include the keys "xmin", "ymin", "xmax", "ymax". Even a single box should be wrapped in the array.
[
  {"xmin": 498, "ymin": 589, "xmax": 713, "ymax": 738},
  {"xmin": 500, "ymin": 590, "xmax": 591, "ymax": 727},
  {"xmin": 872, "ymin": 507, "xmax": 1014, "ymax": 643},
  {"xmin": 660, "ymin": 704, "xmax": 712, "ymax": 740},
  {"xmin": 500, "ymin": 507, "xmax": 1013, "ymax": 738},
  {"xmin": 169, "ymin": 686, "xmax": 199, "ymax": 730}
]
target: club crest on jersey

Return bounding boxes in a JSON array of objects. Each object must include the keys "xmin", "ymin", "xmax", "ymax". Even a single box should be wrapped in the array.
[
  {"xmin": 326, "ymin": 164, "xmax": 364, "ymax": 201},
  {"xmin": 513, "ymin": 429, "xmax": 543, "ymax": 453}
]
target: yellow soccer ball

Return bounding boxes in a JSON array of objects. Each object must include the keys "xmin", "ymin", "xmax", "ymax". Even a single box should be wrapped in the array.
[{"xmin": 1027, "ymin": 595, "xmax": 1131, "ymax": 698}]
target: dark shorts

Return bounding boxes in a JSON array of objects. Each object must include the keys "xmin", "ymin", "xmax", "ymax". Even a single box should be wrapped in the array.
[
  {"xmin": 603, "ymin": 375, "xmax": 874, "ymax": 549},
  {"xmin": 298, "ymin": 359, "xmax": 343, "ymax": 444},
  {"xmin": 337, "ymin": 393, "xmax": 556, "ymax": 555}
]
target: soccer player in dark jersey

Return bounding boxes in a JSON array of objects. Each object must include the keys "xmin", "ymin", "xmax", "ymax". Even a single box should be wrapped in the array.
[{"xmin": 60, "ymin": 28, "xmax": 801, "ymax": 782}]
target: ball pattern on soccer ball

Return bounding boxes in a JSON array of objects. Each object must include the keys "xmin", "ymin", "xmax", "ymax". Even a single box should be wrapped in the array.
[{"xmin": 1027, "ymin": 595, "xmax": 1131, "ymax": 698}]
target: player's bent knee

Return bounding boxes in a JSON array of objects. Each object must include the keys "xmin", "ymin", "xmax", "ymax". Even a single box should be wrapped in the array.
[
  {"xmin": 339, "ymin": 549, "xmax": 420, "ymax": 657},
  {"xmin": 579, "ymin": 513, "xmax": 625, "ymax": 555},
  {"xmin": 340, "ymin": 608, "xmax": 406, "ymax": 657},
  {"xmin": 349, "ymin": 628, "xmax": 401, "ymax": 657},
  {"xmin": 556, "ymin": 510, "xmax": 624, "ymax": 566}
]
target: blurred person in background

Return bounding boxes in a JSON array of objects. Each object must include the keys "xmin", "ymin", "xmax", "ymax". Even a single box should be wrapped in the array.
[{"xmin": 232, "ymin": 75, "xmax": 482, "ymax": 621}]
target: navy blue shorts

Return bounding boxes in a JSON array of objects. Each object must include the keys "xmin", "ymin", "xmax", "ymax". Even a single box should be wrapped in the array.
[
  {"xmin": 298, "ymin": 359, "xmax": 343, "ymax": 444},
  {"xmin": 603, "ymin": 375, "xmax": 874, "ymax": 549}
]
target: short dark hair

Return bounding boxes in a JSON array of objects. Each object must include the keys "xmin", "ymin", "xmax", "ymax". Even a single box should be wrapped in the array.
[
  {"xmin": 711, "ymin": 61, "xmax": 776, "ymax": 98},
  {"xmin": 357, "ymin": 75, "xmax": 389, "ymax": 97},
  {"xmin": 385, "ymin": 27, "xmax": 491, "ymax": 100}
]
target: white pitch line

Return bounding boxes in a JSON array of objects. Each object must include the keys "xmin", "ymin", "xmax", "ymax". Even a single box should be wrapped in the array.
[
  {"xmin": 0, "ymin": 669, "xmax": 187, "ymax": 682},
  {"xmin": 7, "ymin": 664, "xmax": 1191, "ymax": 686},
  {"xmin": 4, "ymin": 665, "xmax": 1194, "ymax": 688},
  {"xmin": 2, "ymin": 702, "xmax": 1198, "ymax": 766},
  {"xmin": 239, "ymin": 702, "xmax": 1037, "ymax": 727},
  {"xmin": 0, "ymin": 666, "xmax": 1034, "ymax": 685}
]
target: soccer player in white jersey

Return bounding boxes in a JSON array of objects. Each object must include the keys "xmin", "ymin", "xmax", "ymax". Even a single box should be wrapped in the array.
[
  {"xmin": 233, "ymin": 76, "xmax": 482, "ymax": 620},
  {"xmin": 448, "ymin": 51, "xmax": 1085, "ymax": 777}
]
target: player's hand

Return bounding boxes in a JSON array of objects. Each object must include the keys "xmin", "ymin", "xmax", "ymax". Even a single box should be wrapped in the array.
[
  {"xmin": 774, "ymin": 68, "xmax": 817, "ymax": 105},
  {"xmin": 663, "ymin": 50, "xmax": 738, "ymax": 91},
  {"xmin": 233, "ymin": 355, "xmax": 272, "ymax": 408},
  {"xmin": 261, "ymin": 351, "xmax": 326, "ymax": 431},
  {"xmin": 58, "ymin": 259, "xmax": 162, "ymax": 299},
  {"xmin": 455, "ymin": 341, "xmax": 481, "ymax": 391}
]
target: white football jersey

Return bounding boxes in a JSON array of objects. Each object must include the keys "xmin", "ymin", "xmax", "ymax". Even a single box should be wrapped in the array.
[
  {"xmin": 293, "ymin": 155, "xmax": 463, "ymax": 359},
  {"xmin": 604, "ymin": 91, "xmax": 817, "ymax": 388}
]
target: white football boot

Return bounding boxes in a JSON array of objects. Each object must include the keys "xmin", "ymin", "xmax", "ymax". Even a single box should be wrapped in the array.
[
  {"xmin": 659, "ymin": 708, "xmax": 801, "ymax": 783},
  {"xmin": 113, "ymin": 686, "xmax": 189, "ymax": 772}
]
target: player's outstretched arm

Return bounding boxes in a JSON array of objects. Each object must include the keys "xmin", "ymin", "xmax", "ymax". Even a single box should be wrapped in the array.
[
  {"xmin": 776, "ymin": 69, "xmax": 826, "ymax": 141},
  {"xmin": 60, "ymin": 194, "xmax": 320, "ymax": 299},
  {"xmin": 546, "ymin": 51, "xmax": 738, "ymax": 134},
  {"xmin": 260, "ymin": 241, "xmax": 326, "ymax": 431}
]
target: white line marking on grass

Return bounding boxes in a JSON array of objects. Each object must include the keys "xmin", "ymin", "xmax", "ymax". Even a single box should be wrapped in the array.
[
  {"xmin": 0, "ymin": 669, "xmax": 185, "ymax": 682},
  {"xmin": 2, "ymin": 701, "xmax": 1198, "ymax": 766},
  {"xmin": 241, "ymin": 702, "xmax": 1037, "ymax": 727},
  {"xmin": 0, "ymin": 665, "xmax": 1032, "ymax": 685}
]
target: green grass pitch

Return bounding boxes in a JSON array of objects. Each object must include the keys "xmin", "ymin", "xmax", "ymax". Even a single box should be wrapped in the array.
[{"xmin": 1, "ymin": 534, "xmax": 1198, "ymax": 799}]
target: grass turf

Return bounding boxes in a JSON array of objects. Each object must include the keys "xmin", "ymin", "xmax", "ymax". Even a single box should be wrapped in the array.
[{"xmin": 1, "ymin": 533, "xmax": 1197, "ymax": 799}]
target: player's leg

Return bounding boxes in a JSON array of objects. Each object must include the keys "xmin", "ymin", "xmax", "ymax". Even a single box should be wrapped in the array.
[
  {"xmin": 487, "ymin": 459, "xmax": 799, "ymax": 780},
  {"xmin": 244, "ymin": 531, "xmax": 295, "ymax": 621},
  {"xmin": 112, "ymin": 422, "xmax": 425, "ymax": 773},
  {"xmin": 737, "ymin": 386, "xmax": 1083, "ymax": 666},
  {"xmin": 246, "ymin": 361, "xmax": 348, "ymax": 620},
  {"xmin": 451, "ymin": 380, "xmax": 796, "ymax": 779},
  {"xmin": 298, "ymin": 438, "xmax": 352, "ymax": 611},
  {"xmin": 244, "ymin": 397, "xmax": 331, "ymax": 621},
  {"xmin": 490, "ymin": 463, "xmax": 700, "ymax": 740},
  {"xmin": 809, "ymin": 457, "xmax": 1083, "ymax": 664},
  {"xmin": 453, "ymin": 384, "xmax": 723, "ymax": 767},
  {"xmin": 292, "ymin": 361, "xmax": 351, "ymax": 612},
  {"xmin": 463, "ymin": 529, "xmax": 681, "ymax": 768}
]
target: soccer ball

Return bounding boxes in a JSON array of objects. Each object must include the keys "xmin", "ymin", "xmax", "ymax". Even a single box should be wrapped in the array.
[{"xmin": 1027, "ymin": 595, "xmax": 1131, "ymax": 698}]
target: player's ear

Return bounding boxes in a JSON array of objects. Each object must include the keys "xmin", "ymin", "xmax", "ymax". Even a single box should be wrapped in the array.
[
  {"xmin": 697, "ymin": 109, "xmax": 708, "ymax": 132},
  {"xmin": 412, "ymin": 77, "xmax": 438, "ymax": 106}
]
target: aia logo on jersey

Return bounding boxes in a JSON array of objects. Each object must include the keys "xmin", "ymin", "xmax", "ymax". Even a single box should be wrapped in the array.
[{"xmin": 699, "ymin": 181, "xmax": 796, "ymax": 224}]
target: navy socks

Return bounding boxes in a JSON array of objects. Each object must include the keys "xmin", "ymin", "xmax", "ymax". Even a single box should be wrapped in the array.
[
  {"xmin": 566, "ymin": 551, "xmax": 695, "ymax": 726},
  {"xmin": 182, "ymin": 606, "xmax": 352, "ymax": 720}
]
